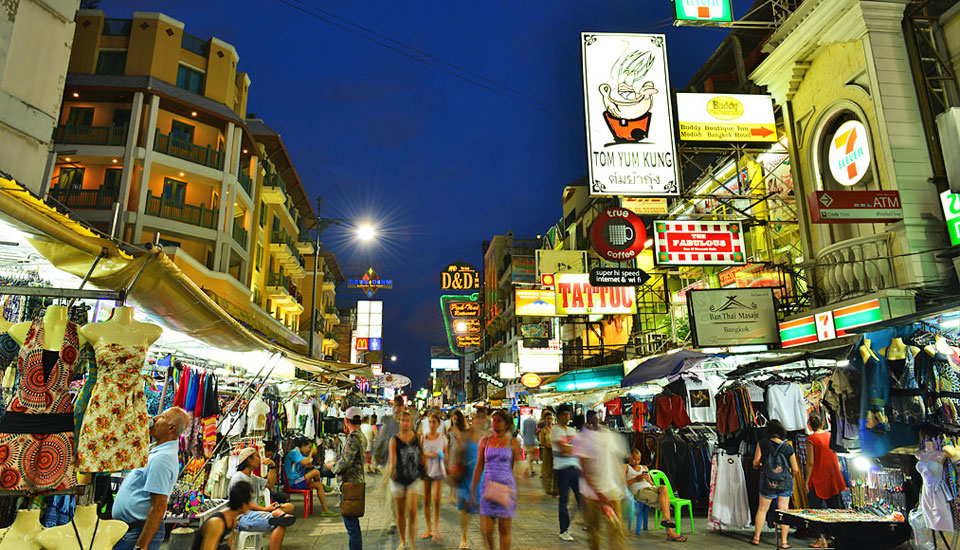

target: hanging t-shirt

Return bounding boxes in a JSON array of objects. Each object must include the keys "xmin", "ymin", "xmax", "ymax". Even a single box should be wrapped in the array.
[
  {"xmin": 297, "ymin": 403, "xmax": 316, "ymax": 438},
  {"xmin": 285, "ymin": 401, "xmax": 297, "ymax": 426},
  {"xmin": 247, "ymin": 397, "xmax": 270, "ymax": 431},
  {"xmin": 766, "ymin": 383, "xmax": 808, "ymax": 432},
  {"xmin": 685, "ymin": 378, "xmax": 718, "ymax": 423},
  {"xmin": 604, "ymin": 398, "xmax": 622, "ymax": 416},
  {"xmin": 222, "ymin": 410, "xmax": 245, "ymax": 437},
  {"xmin": 745, "ymin": 382, "xmax": 764, "ymax": 403}
]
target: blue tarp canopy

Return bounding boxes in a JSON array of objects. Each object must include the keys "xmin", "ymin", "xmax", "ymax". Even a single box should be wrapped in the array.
[{"xmin": 620, "ymin": 350, "xmax": 716, "ymax": 388}]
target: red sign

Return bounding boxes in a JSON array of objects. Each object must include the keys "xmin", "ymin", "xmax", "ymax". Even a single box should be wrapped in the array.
[
  {"xmin": 590, "ymin": 208, "xmax": 647, "ymax": 262},
  {"xmin": 356, "ymin": 337, "xmax": 369, "ymax": 351},
  {"xmin": 807, "ymin": 191, "xmax": 903, "ymax": 223},
  {"xmin": 653, "ymin": 220, "xmax": 745, "ymax": 266}
]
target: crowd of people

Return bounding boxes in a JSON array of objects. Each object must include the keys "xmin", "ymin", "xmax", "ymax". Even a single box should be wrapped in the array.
[{"xmin": 137, "ymin": 396, "xmax": 848, "ymax": 550}]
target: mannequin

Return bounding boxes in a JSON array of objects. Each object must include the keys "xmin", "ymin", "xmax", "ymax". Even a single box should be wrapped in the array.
[
  {"xmin": 859, "ymin": 338, "xmax": 879, "ymax": 364},
  {"xmin": 77, "ymin": 306, "xmax": 162, "ymax": 349},
  {"xmin": 0, "ymin": 509, "xmax": 43, "ymax": 550},
  {"xmin": 879, "ymin": 337, "xmax": 920, "ymax": 361},
  {"xmin": 35, "ymin": 504, "xmax": 127, "ymax": 550},
  {"xmin": 7, "ymin": 306, "xmax": 87, "ymax": 349}
]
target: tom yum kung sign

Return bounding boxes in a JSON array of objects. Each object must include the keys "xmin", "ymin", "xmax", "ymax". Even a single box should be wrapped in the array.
[
  {"xmin": 581, "ymin": 33, "xmax": 680, "ymax": 196},
  {"xmin": 554, "ymin": 274, "xmax": 637, "ymax": 315}
]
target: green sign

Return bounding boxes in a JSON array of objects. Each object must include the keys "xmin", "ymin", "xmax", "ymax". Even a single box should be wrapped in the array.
[
  {"xmin": 940, "ymin": 190, "xmax": 960, "ymax": 246},
  {"xmin": 675, "ymin": 0, "xmax": 734, "ymax": 22}
]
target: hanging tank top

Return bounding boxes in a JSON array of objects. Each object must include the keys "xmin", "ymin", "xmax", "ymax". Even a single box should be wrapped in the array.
[{"xmin": 394, "ymin": 435, "xmax": 421, "ymax": 486}]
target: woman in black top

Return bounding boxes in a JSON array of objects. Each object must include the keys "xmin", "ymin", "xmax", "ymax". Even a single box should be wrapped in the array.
[
  {"xmin": 193, "ymin": 482, "xmax": 251, "ymax": 550},
  {"xmin": 390, "ymin": 410, "xmax": 422, "ymax": 550},
  {"xmin": 751, "ymin": 420, "xmax": 800, "ymax": 548}
]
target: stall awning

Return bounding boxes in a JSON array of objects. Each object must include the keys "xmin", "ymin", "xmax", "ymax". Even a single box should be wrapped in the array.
[
  {"xmin": 620, "ymin": 350, "xmax": 715, "ymax": 388},
  {"xmin": 723, "ymin": 343, "xmax": 855, "ymax": 379},
  {"xmin": 546, "ymin": 365, "xmax": 624, "ymax": 393}
]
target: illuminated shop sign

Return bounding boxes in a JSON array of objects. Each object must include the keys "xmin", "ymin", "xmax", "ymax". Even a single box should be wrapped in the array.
[
  {"xmin": 441, "ymin": 262, "xmax": 481, "ymax": 292},
  {"xmin": 779, "ymin": 299, "xmax": 883, "ymax": 348},
  {"xmin": 674, "ymin": 0, "xmax": 733, "ymax": 22},
  {"xmin": 653, "ymin": 220, "xmax": 745, "ymax": 266},
  {"xmin": 515, "ymin": 289, "xmax": 560, "ymax": 317},
  {"xmin": 676, "ymin": 93, "xmax": 777, "ymax": 142},
  {"xmin": 348, "ymin": 268, "xmax": 393, "ymax": 298},
  {"xmin": 590, "ymin": 207, "xmax": 647, "ymax": 262},
  {"xmin": 828, "ymin": 120, "xmax": 871, "ymax": 186},
  {"xmin": 553, "ymin": 274, "xmax": 637, "ymax": 315},
  {"xmin": 807, "ymin": 191, "xmax": 903, "ymax": 223}
]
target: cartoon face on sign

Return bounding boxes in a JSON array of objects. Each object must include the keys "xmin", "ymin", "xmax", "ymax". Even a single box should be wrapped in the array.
[{"xmin": 599, "ymin": 46, "xmax": 659, "ymax": 143}]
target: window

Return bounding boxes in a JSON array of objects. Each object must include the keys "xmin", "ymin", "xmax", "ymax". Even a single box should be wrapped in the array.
[
  {"xmin": 255, "ymin": 244, "xmax": 263, "ymax": 271},
  {"xmin": 158, "ymin": 238, "xmax": 181, "ymax": 249},
  {"xmin": 271, "ymin": 215, "xmax": 279, "ymax": 232},
  {"xmin": 66, "ymin": 108, "xmax": 94, "ymax": 127},
  {"xmin": 112, "ymin": 109, "xmax": 131, "ymax": 128},
  {"xmin": 170, "ymin": 120, "xmax": 195, "ymax": 143},
  {"xmin": 176, "ymin": 65, "xmax": 204, "ymax": 95},
  {"xmin": 162, "ymin": 178, "xmax": 187, "ymax": 204},
  {"xmin": 58, "ymin": 167, "xmax": 84, "ymax": 190},
  {"xmin": 95, "ymin": 51, "xmax": 126, "ymax": 75},
  {"xmin": 259, "ymin": 202, "xmax": 266, "ymax": 227},
  {"xmin": 102, "ymin": 168, "xmax": 122, "ymax": 195}
]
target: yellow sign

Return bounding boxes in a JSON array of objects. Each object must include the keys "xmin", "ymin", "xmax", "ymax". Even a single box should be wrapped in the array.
[
  {"xmin": 676, "ymin": 93, "xmax": 778, "ymax": 143},
  {"xmin": 621, "ymin": 197, "xmax": 668, "ymax": 215},
  {"xmin": 515, "ymin": 289, "xmax": 560, "ymax": 316}
]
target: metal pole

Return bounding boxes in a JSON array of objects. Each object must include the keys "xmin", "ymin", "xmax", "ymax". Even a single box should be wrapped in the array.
[{"xmin": 309, "ymin": 197, "xmax": 323, "ymax": 358}]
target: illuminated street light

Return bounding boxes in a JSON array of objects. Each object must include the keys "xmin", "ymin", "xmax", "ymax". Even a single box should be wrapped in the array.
[
  {"xmin": 390, "ymin": 355, "xmax": 397, "ymax": 362},
  {"xmin": 356, "ymin": 224, "xmax": 376, "ymax": 242}
]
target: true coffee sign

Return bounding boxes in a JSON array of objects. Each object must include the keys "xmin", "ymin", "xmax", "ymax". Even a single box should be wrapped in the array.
[
  {"xmin": 590, "ymin": 207, "xmax": 647, "ymax": 262},
  {"xmin": 554, "ymin": 274, "xmax": 637, "ymax": 315}
]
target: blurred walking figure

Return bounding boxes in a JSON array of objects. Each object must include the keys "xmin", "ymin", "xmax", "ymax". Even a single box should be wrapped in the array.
[
  {"xmin": 421, "ymin": 413, "xmax": 448, "ymax": 543},
  {"xmin": 625, "ymin": 449, "xmax": 686, "ymax": 542},
  {"xmin": 551, "ymin": 404, "xmax": 581, "ymax": 541},
  {"xmin": 390, "ymin": 410, "xmax": 422, "ymax": 550},
  {"xmin": 447, "ymin": 411, "xmax": 463, "ymax": 504},
  {"xmin": 456, "ymin": 411, "xmax": 480, "ymax": 550},
  {"xmin": 361, "ymin": 415, "xmax": 378, "ymax": 475},
  {"xmin": 374, "ymin": 395, "xmax": 405, "ymax": 532},
  {"xmin": 471, "ymin": 410, "xmax": 520, "ymax": 550},
  {"xmin": 539, "ymin": 412, "xmax": 557, "ymax": 496},
  {"xmin": 576, "ymin": 410, "xmax": 628, "ymax": 550},
  {"xmin": 521, "ymin": 413, "xmax": 538, "ymax": 476}
]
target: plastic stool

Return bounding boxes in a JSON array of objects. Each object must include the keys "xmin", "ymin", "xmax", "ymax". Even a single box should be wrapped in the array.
[
  {"xmin": 634, "ymin": 501, "xmax": 650, "ymax": 534},
  {"xmin": 236, "ymin": 531, "xmax": 266, "ymax": 550}
]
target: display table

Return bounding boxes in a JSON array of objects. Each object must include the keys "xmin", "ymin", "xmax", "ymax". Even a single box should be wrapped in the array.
[
  {"xmin": 775, "ymin": 509, "xmax": 909, "ymax": 550},
  {"xmin": 164, "ymin": 499, "xmax": 227, "ymax": 525}
]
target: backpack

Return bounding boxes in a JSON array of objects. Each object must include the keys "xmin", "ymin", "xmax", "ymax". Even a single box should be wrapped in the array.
[{"xmin": 762, "ymin": 441, "xmax": 793, "ymax": 494}]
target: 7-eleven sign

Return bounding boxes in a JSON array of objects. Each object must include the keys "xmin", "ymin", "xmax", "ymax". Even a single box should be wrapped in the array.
[
  {"xmin": 815, "ymin": 311, "xmax": 836, "ymax": 342},
  {"xmin": 674, "ymin": 0, "xmax": 733, "ymax": 22},
  {"xmin": 828, "ymin": 120, "xmax": 871, "ymax": 186}
]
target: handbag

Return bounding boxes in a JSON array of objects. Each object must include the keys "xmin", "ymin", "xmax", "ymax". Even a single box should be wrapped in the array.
[
  {"xmin": 481, "ymin": 480, "xmax": 513, "ymax": 508},
  {"xmin": 340, "ymin": 482, "xmax": 366, "ymax": 517}
]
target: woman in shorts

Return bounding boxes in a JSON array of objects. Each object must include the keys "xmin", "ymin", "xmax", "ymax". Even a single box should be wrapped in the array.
[
  {"xmin": 390, "ymin": 410, "xmax": 422, "ymax": 550},
  {"xmin": 421, "ymin": 413, "xmax": 449, "ymax": 542}
]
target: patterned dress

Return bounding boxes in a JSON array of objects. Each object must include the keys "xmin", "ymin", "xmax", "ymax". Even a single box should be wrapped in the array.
[
  {"xmin": 0, "ymin": 318, "xmax": 79, "ymax": 491},
  {"xmin": 479, "ymin": 441, "xmax": 517, "ymax": 519},
  {"xmin": 76, "ymin": 343, "xmax": 149, "ymax": 472}
]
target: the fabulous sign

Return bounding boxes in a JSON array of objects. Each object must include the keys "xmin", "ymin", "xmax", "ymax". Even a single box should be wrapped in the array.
[
  {"xmin": 687, "ymin": 288, "xmax": 779, "ymax": 347},
  {"xmin": 554, "ymin": 274, "xmax": 637, "ymax": 315},
  {"xmin": 653, "ymin": 220, "xmax": 746, "ymax": 266}
]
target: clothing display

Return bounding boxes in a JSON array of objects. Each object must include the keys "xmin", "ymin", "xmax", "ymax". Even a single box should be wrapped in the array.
[
  {"xmin": 0, "ymin": 318, "xmax": 78, "ymax": 491},
  {"xmin": 685, "ymin": 377, "xmax": 719, "ymax": 423},
  {"xmin": 766, "ymin": 383, "xmax": 807, "ymax": 431},
  {"xmin": 916, "ymin": 449, "xmax": 954, "ymax": 531},
  {"xmin": 709, "ymin": 451, "xmax": 750, "ymax": 529},
  {"xmin": 248, "ymin": 396, "xmax": 270, "ymax": 432},
  {"xmin": 76, "ymin": 343, "xmax": 150, "ymax": 472},
  {"xmin": 652, "ymin": 394, "xmax": 692, "ymax": 430},
  {"xmin": 296, "ymin": 402, "xmax": 315, "ymax": 438},
  {"xmin": 887, "ymin": 348, "xmax": 923, "ymax": 426}
]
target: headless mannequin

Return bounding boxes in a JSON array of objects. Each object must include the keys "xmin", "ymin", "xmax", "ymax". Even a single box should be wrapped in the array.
[
  {"xmin": 77, "ymin": 307, "xmax": 162, "ymax": 350},
  {"xmin": 0, "ymin": 509, "xmax": 43, "ymax": 550},
  {"xmin": 860, "ymin": 338, "xmax": 878, "ymax": 364},
  {"xmin": 880, "ymin": 337, "xmax": 920, "ymax": 361},
  {"xmin": 35, "ymin": 504, "xmax": 127, "ymax": 550},
  {"xmin": 7, "ymin": 306, "xmax": 87, "ymax": 349}
]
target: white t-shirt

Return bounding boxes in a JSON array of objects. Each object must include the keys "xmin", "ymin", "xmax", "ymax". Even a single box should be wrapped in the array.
[
  {"xmin": 550, "ymin": 425, "xmax": 580, "ymax": 470},
  {"xmin": 626, "ymin": 464, "xmax": 653, "ymax": 493},
  {"xmin": 247, "ymin": 397, "xmax": 270, "ymax": 431},
  {"xmin": 685, "ymin": 377, "xmax": 719, "ymax": 423},
  {"xmin": 297, "ymin": 403, "xmax": 315, "ymax": 438},
  {"xmin": 766, "ymin": 383, "xmax": 807, "ymax": 432},
  {"xmin": 229, "ymin": 469, "xmax": 267, "ymax": 494},
  {"xmin": 222, "ymin": 410, "xmax": 246, "ymax": 437},
  {"xmin": 575, "ymin": 428, "xmax": 627, "ymax": 500}
]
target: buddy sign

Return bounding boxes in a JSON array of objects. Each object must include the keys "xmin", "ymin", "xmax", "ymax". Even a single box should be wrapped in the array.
[
  {"xmin": 554, "ymin": 274, "xmax": 637, "ymax": 315},
  {"xmin": 828, "ymin": 120, "xmax": 871, "ymax": 186},
  {"xmin": 676, "ymin": 93, "xmax": 777, "ymax": 142}
]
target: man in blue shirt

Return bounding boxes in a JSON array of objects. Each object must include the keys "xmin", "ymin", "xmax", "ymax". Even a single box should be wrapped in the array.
[
  {"xmin": 283, "ymin": 437, "xmax": 337, "ymax": 516},
  {"xmin": 113, "ymin": 407, "xmax": 190, "ymax": 550}
]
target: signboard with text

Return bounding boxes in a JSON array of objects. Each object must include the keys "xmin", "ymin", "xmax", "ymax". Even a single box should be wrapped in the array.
[
  {"xmin": 828, "ymin": 120, "xmax": 871, "ymax": 186},
  {"xmin": 441, "ymin": 262, "xmax": 481, "ymax": 292},
  {"xmin": 807, "ymin": 190, "xmax": 903, "ymax": 223},
  {"xmin": 535, "ymin": 250, "xmax": 587, "ymax": 277},
  {"xmin": 589, "ymin": 267, "xmax": 650, "ymax": 287},
  {"xmin": 621, "ymin": 197, "xmax": 669, "ymax": 215},
  {"xmin": 582, "ymin": 33, "xmax": 679, "ymax": 196},
  {"xmin": 941, "ymin": 190, "xmax": 960, "ymax": 245},
  {"xmin": 590, "ymin": 207, "xmax": 648, "ymax": 262},
  {"xmin": 441, "ymin": 293, "xmax": 481, "ymax": 356},
  {"xmin": 554, "ymin": 274, "xmax": 637, "ymax": 315},
  {"xmin": 677, "ymin": 93, "xmax": 777, "ymax": 142},
  {"xmin": 688, "ymin": 288, "xmax": 779, "ymax": 347},
  {"xmin": 653, "ymin": 220, "xmax": 745, "ymax": 266},
  {"xmin": 674, "ymin": 0, "xmax": 734, "ymax": 22},
  {"xmin": 515, "ymin": 289, "xmax": 560, "ymax": 316}
]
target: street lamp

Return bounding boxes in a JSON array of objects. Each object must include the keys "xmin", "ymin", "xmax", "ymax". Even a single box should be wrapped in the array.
[
  {"xmin": 390, "ymin": 355, "xmax": 397, "ymax": 362},
  {"xmin": 356, "ymin": 224, "xmax": 376, "ymax": 242}
]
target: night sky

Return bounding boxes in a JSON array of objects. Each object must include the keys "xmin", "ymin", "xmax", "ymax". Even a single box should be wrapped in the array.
[{"xmin": 99, "ymin": 0, "xmax": 754, "ymax": 389}]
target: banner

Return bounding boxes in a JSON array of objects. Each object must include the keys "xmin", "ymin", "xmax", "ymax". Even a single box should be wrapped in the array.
[
  {"xmin": 653, "ymin": 220, "xmax": 746, "ymax": 266},
  {"xmin": 512, "ymin": 256, "xmax": 537, "ymax": 283},
  {"xmin": 535, "ymin": 249, "xmax": 587, "ymax": 277},
  {"xmin": 676, "ymin": 93, "xmax": 777, "ymax": 142},
  {"xmin": 688, "ymin": 288, "xmax": 779, "ymax": 347},
  {"xmin": 554, "ymin": 274, "xmax": 637, "ymax": 315},
  {"xmin": 515, "ymin": 289, "xmax": 560, "ymax": 316}
]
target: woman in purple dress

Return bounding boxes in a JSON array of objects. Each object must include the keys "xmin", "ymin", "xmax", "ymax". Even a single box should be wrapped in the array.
[{"xmin": 471, "ymin": 409, "xmax": 520, "ymax": 550}]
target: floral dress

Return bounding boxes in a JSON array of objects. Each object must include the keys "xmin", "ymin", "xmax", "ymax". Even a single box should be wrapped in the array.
[{"xmin": 76, "ymin": 343, "xmax": 150, "ymax": 472}]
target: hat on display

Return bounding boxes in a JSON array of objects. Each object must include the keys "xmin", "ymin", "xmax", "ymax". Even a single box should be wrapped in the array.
[{"xmin": 238, "ymin": 447, "xmax": 257, "ymax": 464}]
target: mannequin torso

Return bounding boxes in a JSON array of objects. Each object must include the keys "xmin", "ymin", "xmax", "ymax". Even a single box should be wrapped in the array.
[
  {"xmin": 77, "ymin": 307, "xmax": 162, "ymax": 350},
  {"xmin": 0, "ymin": 509, "xmax": 43, "ymax": 550},
  {"xmin": 860, "ymin": 338, "xmax": 878, "ymax": 363},
  {"xmin": 35, "ymin": 504, "xmax": 127, "ymax": 550},
  {"xmin": 7, "ymin": 306, "xmax": 87, "ymax": 349}
]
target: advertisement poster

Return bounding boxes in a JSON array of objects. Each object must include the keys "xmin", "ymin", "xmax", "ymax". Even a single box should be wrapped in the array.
[
  {"xmin": 653, "ymin": 220, "xmax": 746, "ymax": 266},
  {"xmin": 674, "ymin": 0, "xmax": 734, "ymax": 22},
  {"xmin": 688, "ymin": 288, "xmax": 779, "ymax": 347},
  {"xmin": 512, "ymin": 255, "xmax": 537, "ymax": 283},
  {"xmin": 515, "ymin": 289, "xmax": 560, "ymax": 316},
  {"xmin": 583, "ymin": 314, "xmax": 634, "ymax": 349},
  {"xmin": 536, "ymin": 249, "xmax": 588, "ymax": 277},
  {"xmin": 581, "ymin": 33, "xmax": 679, "ymax": 196},
  {"xmin": 554, "ymin": 274, "xmax": 637, "ymax": 315},
  {"xmin": 676, "ymin": 93, "xmax": 777, "ymax": 142}
]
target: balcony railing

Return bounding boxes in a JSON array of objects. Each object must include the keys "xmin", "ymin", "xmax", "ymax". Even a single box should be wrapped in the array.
[
  {"xmin": 181, "ymin": 32, "xmax": 208, "ymax": 57},
  {"xmin": 238, "ymin": 171, "xmax": 253, "ymax": 196},
  {"xmin": 102, "ymin": 18, "xmax": 132, "ymax": 36},
  {"xmin": 231, "ymin": 221, "xmax": 248, "ymax": 248},
  {"xmin": 263, "ymin": 171, "xmax": 286, "ymax": 192},
  {"xmin": 144, "ymin": 191, "xmax": 217, "ymax": 229},
  {"xmin": 153, "ymin": 130, "xmax": 224, "ymax": 170},
  {"xmin": 268, "ymin": 272, "xmax": 290, "ymax": 289},
  {"xmin": 53, "ymin": 124, "xmax": 127, "ymax": 146},
  {"xmin": 48, "ymin": 186, "xmax": 118, "ymax": 210},
  {"xmin": 815, "ymin": 233, "xmax": 898, "ymax": 302}
]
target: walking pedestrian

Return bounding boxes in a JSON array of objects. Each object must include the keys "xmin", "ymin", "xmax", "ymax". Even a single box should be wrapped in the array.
[
  {"xmin": 447, "ymin": 410, "xmax": 464, "ymax": 504},
  {"xmin": 456, "ymin": 411, "xmax": 480, "ymax": 550},
  {"xmin": 805, "ymin": 412, "xmax": 847, "ymax": 548},
  {"xmin": 551, "ymin": 404, "xmax": 581, "ymax": 541},
  {"xmin": 421, "ymin": 413, "xmax": 448, "ymax": 543},
  {"xmin": 751, "ymin": 419, "xmax": 800, "ymax": 547},
  {"xmin": 576, "ymin": 410, "xmax": 628, "ymax": 550},
  {"xmin": 538, "ymin": 412, "xmax": 557, "ymax": 497},
  {"xmin": 625, "ymin": 449, "xmax": 686, "ymax": 542},
  {"xmin": 361, "ymin": 415, "xmax": 377, "ymax": 474},
  {"xmin": 471, "ymin": 410, "xmax": 519, "ymax": 550},
  {"xmin": 325, "ymin": 407, "xmax": 367, "ymax": 550},
  {"xmin": 374, "ymin": 395, "xmax": 405, "ymax": 533},
  {"xmin": 390, "ymin": 410, "xmax": 422, "ymax": 550},
  {"xmin": 521, "ymin": 413, "xmax": 538, "ymax": 475}
]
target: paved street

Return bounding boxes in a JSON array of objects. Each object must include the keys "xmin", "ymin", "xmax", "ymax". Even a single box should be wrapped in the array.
[{"xmin": 264, "ymin": 471, "xmax": 911, "ymax": 550}]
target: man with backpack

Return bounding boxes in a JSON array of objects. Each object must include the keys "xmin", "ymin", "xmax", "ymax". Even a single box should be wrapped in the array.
[{"xmin": 751, "ymin": 419, "xmax": 801, "ymax": 548}]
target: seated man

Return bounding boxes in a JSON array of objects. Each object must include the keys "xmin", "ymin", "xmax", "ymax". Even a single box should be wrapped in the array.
[
  {"xmin": 193, "ymin": 481, "xmax": 250, "ymax": 550},
  {"xmin": 262, "ymin": 441, "xmax": 289, "ymax": 504},
  {"xmin": 282, "ymin": 437, "xmax": 338, "ymax": 517},
  {"xmin": 624, "ymin": 449, "xmax": 686, "ymax": 542},
  {"xmin": 231, "ymin": 447, "xmax": 297, "ymax": 550}
]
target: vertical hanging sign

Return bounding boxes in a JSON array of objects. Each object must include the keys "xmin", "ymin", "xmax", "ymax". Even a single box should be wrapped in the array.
[{"xmin": 581, "ymin": 33, "xmax": 679, "ymax": 197}]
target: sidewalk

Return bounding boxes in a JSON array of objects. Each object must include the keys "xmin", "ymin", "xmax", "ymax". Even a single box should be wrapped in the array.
[{"xmin": 270, "ymin": 470, "xmax": 904, "ymax": 550}]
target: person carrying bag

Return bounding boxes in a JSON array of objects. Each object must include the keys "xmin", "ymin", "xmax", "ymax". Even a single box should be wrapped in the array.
[{"xmin": 325, "ymin": 407, "xmax": 367, "ymax": 550}]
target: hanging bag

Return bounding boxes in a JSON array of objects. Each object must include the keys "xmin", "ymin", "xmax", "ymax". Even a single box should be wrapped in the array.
[{"xmin": 340, "ymin": 431, "xmax": 366, "ymax": 518}]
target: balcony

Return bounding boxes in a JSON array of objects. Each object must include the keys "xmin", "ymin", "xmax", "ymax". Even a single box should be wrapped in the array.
[
  {"xmin": 265, "ymin": 272, "xmax": 302, "ymax": 312},
  {"xmin": 270, "ymin": 230, "xmax": 304, "ymax": 277},
  {"xmin": 181, "ymin": 32, "xmax": 209, "ymax": 57},
  {"xmin": 324, "ymin": 305, "xmax": 340, "ymax": 325},
  {"xmin": 53, "ymin": 124, "xmax": 127, "ymax": 146},
  {"xmin": 323, "ymin": 331, "xmax": 339, "ymax": 349},
  {"xmin": 102, "ymin": 18, "xmax": 132, "ymax": 36},
  {"xmin": 153, "ymin": 130, "xmax": 224, "ymax": 170},
  {"xmin": 237, "ymin": 170, "xmax": 253, "ymax": 197},
  {"xmin": 144, "ymin": 191, "xmax": 217, "ymax": 229},
  {"xmin": 815, "ymin": 233, "xmax": 900, "ymax": 303},
  {"xmin": 231, "ymin": 220, "xmax": 248, "ymax": 248},
  {"xmin": 48, "ymin": 186, "xmax": 119, "ymax": 210},
  {"xmin": 261, "ymin": 171, "xmax": 286, "ymax": 204}
]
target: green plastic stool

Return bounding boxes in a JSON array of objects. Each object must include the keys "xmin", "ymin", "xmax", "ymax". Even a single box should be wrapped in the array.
[{"xmin": 649, "ymin": 469, "xmax": 695, "ymax": 534}]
